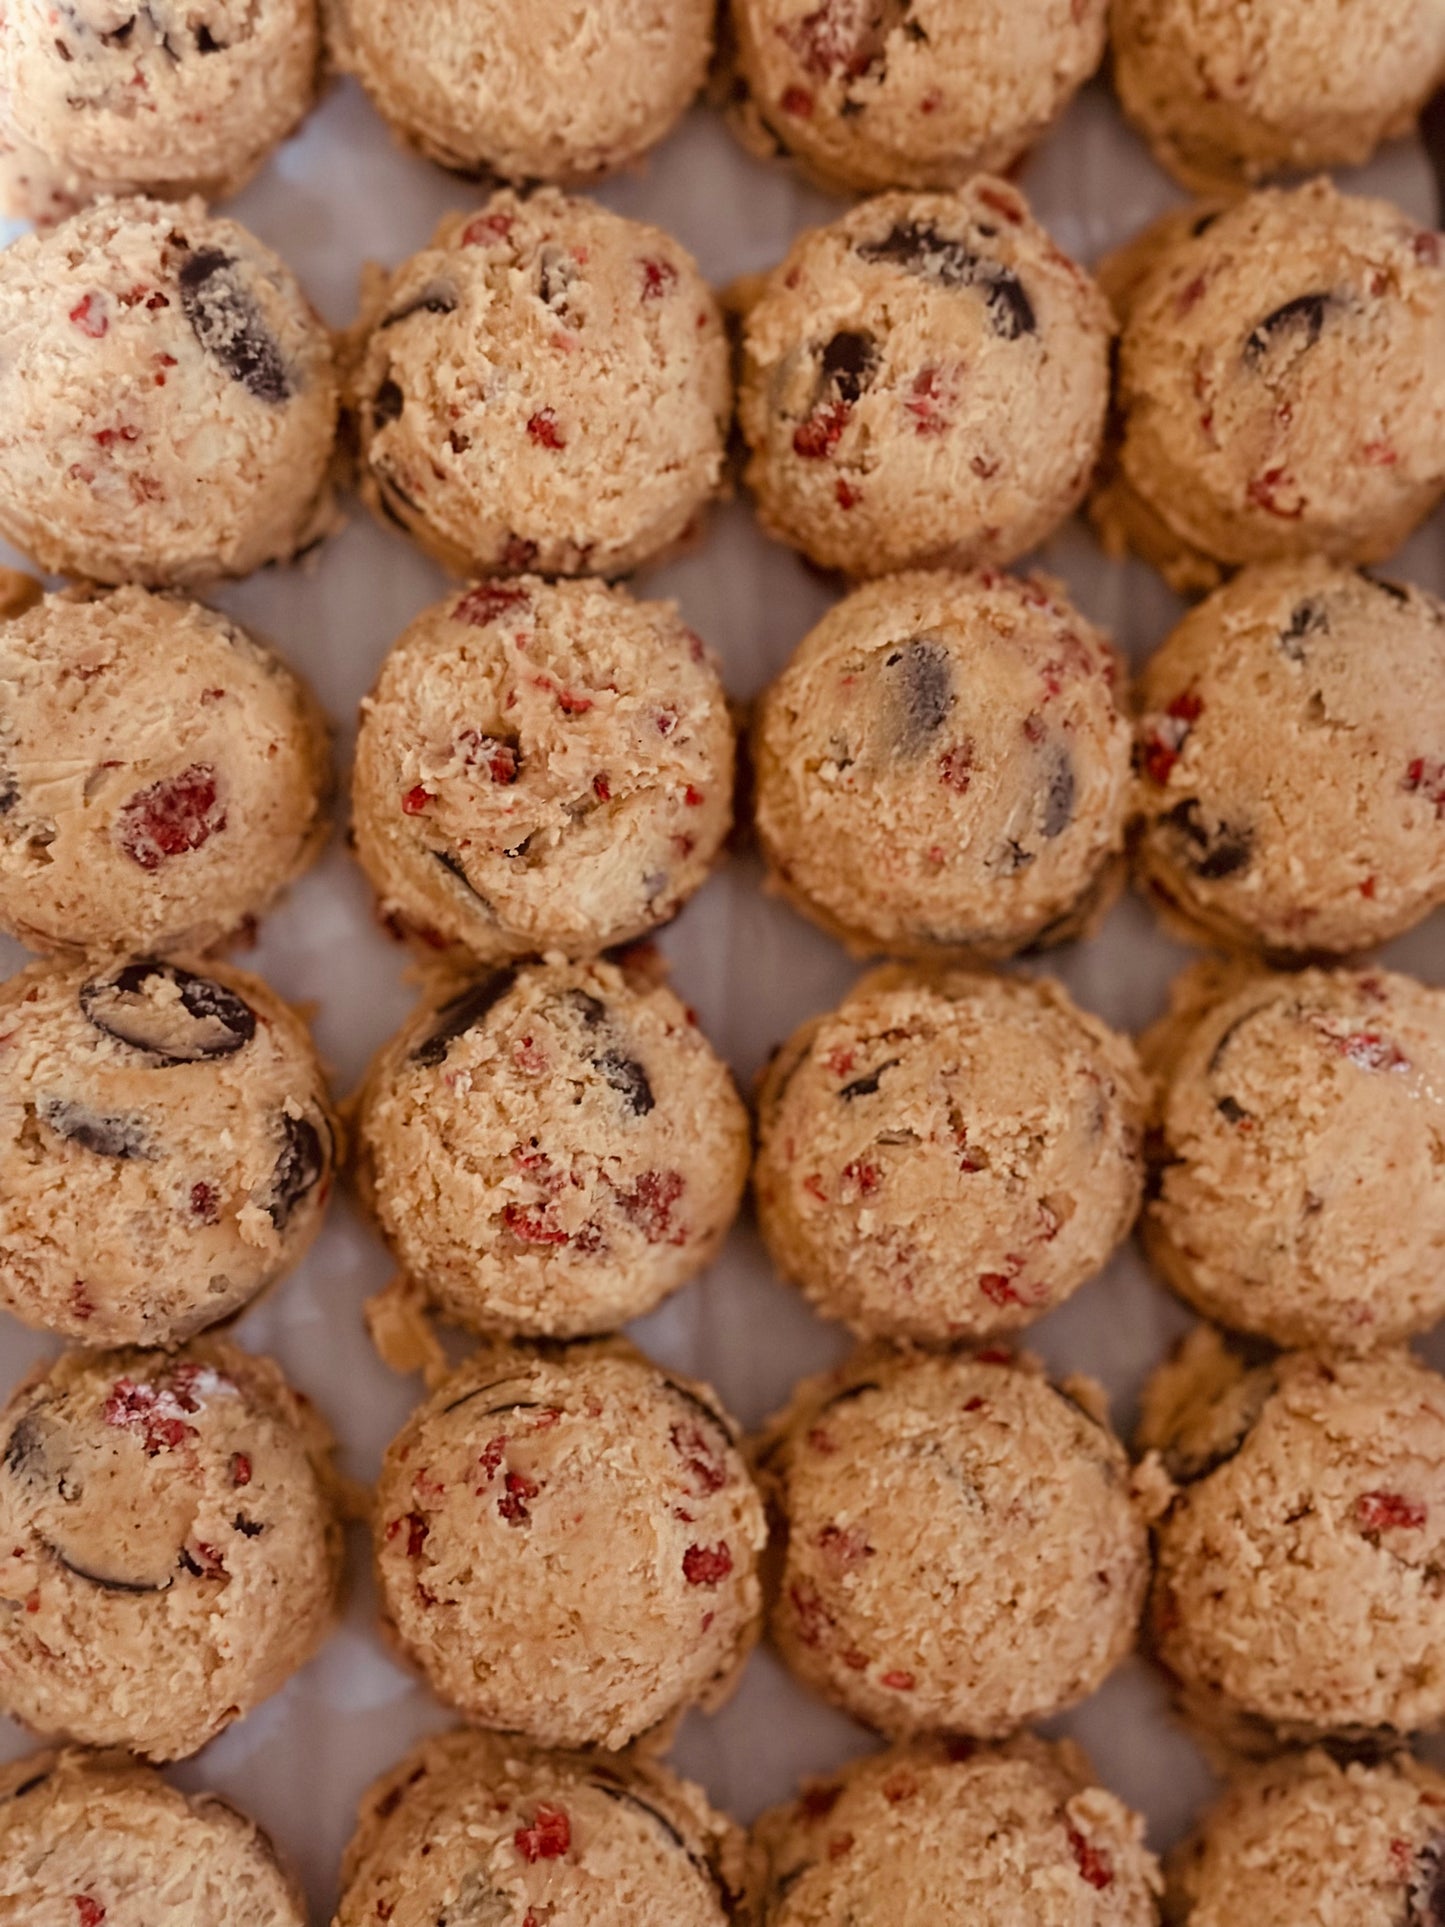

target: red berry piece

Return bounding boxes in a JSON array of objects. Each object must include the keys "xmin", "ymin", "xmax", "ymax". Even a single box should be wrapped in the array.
[
  {"xmin": 683, "ymin": 1542, "xmax": 733, "ymax": 1586},
  {"xmin": 501, "ymin": 1203, "xmax": 571, "ymax": 1246},
  {"xmin": 1068, "ymin": 1826, "xmax": 1115, "ymax": 1890},
  {"xmin": 69, "ymin": 295, "xmax": 108, "ymax": 338},
  {"xmin": 453, "ymin": 583, "xmax": 531, "ymax": 628},
  {"xmin": 497, "ymin": 1469, "xmax": 540, "ymax": 1526},
  {"xmin": 617, "ymin": 1168, "xmax": 686, "ymax": 1244},
  {"xmin": 1356, "ymin": 1490, "xmax": 1427, "ymax": 1534},
  {"xmin": 102, "ymin": 1378, "xmax": 198, "ymax": 1456},
  {"xmin": 401, "ymin": 785, "xmax": 433, "ymax": 815},
  {"xmin": 514, "ymin": 1803, "xmax": 571, "ymax": 1863},
  {"xmin": 73, "ymin": 1900, "xmax": 106, "ymax": 1927},
  {"xmin": 115, "ymin": 764, "xmax": 226, "ymax": 871},
  {"xmin": 640, "ymin": 258, "xmax": 678, "ymax": 300},
  {"xmin": 1404, "ymin": 758, "xmax": 1445, "ymax": 817},
  {"xmin": 526, "ymin": 408, "xmax": 565, "ymax": 450},
  {"xmin": 793, "ymin": 401, "xmax": 850, "ymax": 459}
]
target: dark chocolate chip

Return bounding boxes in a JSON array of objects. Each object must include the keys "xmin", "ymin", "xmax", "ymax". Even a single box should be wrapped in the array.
[
  {"xmin": 1408, "ymin": 1835, "xmax": 1445, "ymax": 1926},
  {"xmin": 503, "ymin": 833, "xmax": 534, "ymax": 860},
  {"xmin": 36, "ymin": 1096, "xmax": 151, "ymax": 1160},
  {"xmin": 818, "ymin": 329, "xmax": 879, "ymax": 404},
  {"xmin": 1279, "ymin": 598, "xmax": 1329, "ymax": 661},
  {"xmin": 233, "ymin": 1514, "xmax": 265, "ymax": 1538},
  {"xmin": 597, "ymin": 1049, "xmax": 654, "ymax": 1117},
  {"xmin": 1367, "ymin": 573, "xmax": 1412, "ymax": 605},
  {"xmin": 537, "ymin": 245, "xmax": 578, "ymax": 313},
  {"xmin": 262, "ymin": 1113, "xmax": 327, "ymax": 1229},
  {"xmin": 195, "ymin": 21, "xmax": 222, "ymax": 51},
  {"xmin": 1041, "ymin": 747, "xmax": 1075, "ymax": 839},
  {"xmin": 856, "ymin": 221, "xmax": 1036, "ymax": 336},
  {"xmin": 378, "ymin": 285, "xmax": 458, "ymax": 329},
  {"xmin": 431, "ymin": 847, "xmax": 491, "ymax": 905},
  {"xmin": 1243, "ymin": 292, "xmax": 1331, "ymax": 366},
  {"xmin": 568, "ymin": 991, "xmax": 608, "ymax": 1030},
  {"xmin": 177, "ymin": 247, "xmax": 292, "ymax": 404},
  {"xmin": 884, "ymin": 637, "xmax": 954, "ymax": 750},
  {"xmin": 50, "ymin": 1546, "xmax": 172, "ymax": 1594},
  {"xmin": 993, "ymin": 837, "xmax": 1035, "ymax": 875},
  {"xmin": 371, "ymin": 378, "xmax": 403, "ymax": 429},
  {"xmin": 6, "ymin": 1771, "xmax": 51, "ymax": 1799},
  {"xmin": 1190, "ymin": 211, "xmax": 1220, "ymax": 237},
  {"xmin": 1216, "ymin": 1094, "xmax": 1249, "ymax": 1125},
  {"xmin": 660, "ymin": 1374, "xmax": 738, "ymax": 1445},
  {"xmin": 79, "ymin": 960, "xmax": 256, "ymax": 1064},
  {"xmin": 413, "ymin": 969, "xmax": 519, "ymax": 1068},
  {"xmin": 838, "ymin": 1059, "xmax": 899, "ymax": 1100},
  {"xmin": 1163, "ymin": 798, "xmax": 1254, "ymax": 880},
  {"xmin": 0, "ymin": 766, "xmax": 15, "ymax": 816},
  {"xmin": 3, "ymin": 1410, "xmax": 46, "ymax": 1482}
]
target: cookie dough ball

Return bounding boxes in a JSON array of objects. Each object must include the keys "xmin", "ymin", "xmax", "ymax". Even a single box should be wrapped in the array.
[
  {"xmin": 353, "ymin": 190, "xmax": 729, "ymax": 580},
  {"xmin": 1091, "ymin": 184, "xmax": 1445, "ymax": 593},
  {"xmin": 330, "ymin": 0, "xmax": 711, "ymax": 183},
  {"xmin": 352, "ymin": 577, "xmax": 733, "ymax": 963},
  {"xmin": 0, "ymin": 1339, "xmax": 342, "ymax": 1760},
  {"xmin": 374, "ymin": 1340, "xmax": 765, "ymax": 1748},
  {"xmin": 0, "ymin": 953, "xmax": 338, "ymax": 1346},
  {"xmin": 355, "ymin": 958, "xmax": 749, "ymax": 1338},
  {"xmin": 0, "ymin": 1747, "xmax": 305, "ymax": 1924},
  {"xmin": 1111, "ymin": 0, "xmax": 1445, "ymax": 194},
  {"xmin": 0, "ymin": 585, "xmax": 330, "ymax": 958},
  {"xmin": 1143, "ymin": 963, "xmax": 1445, "ymax": 1351},
  {"xmin": 753, "ymin": 568, "xmax": 1131, "ymax": 959},
  {"xmin": 730, "ymin": 0, "xmax": 1107, "ymax": 195},
  {"xmin": 1167, "ymin": 1748, "xmax": 1445, "ymax": 1927},
  {"xmin": 1141, "ymin": 1328, "xmax": 1445, "ymax": 1745},
  {"xmin": 758, "ymin": 1346, "xmax": 1148, "ymax": 1736},
  {"xmin": 0, "ymin": 0, "xmax": 320, "ymax": 223},
  {"xmin": 0, "ymin": 197, "xmax": 337, "ymax": 587},
  {"xmin": 1133, "ymin": 562, "xmax": 1445, "ymax": 957},
  {"xmin": 747, "ymin": 1733, "xmax": 1161, "ymax": 1925},
  {"xmin": 739, "ymin": 180, "xmax": 1112, "ymax": 578},
  {"xmin": 754, "ymin": 966, "xmax": 1146, "ymax": 1343},
  {"xmin": 337, "ymin": 1728, "xmax": 740, "ymax": 1927}
]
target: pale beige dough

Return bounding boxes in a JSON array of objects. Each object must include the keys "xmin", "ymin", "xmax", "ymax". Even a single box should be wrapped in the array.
[
  {"xmin": 352, "ymin": 189, "xmax": 729, "ymax": 580},
  {"xmin": 0, "ymin": 1339, "xmax": 342, "ymax": 1760},
  {"xmin": 0, "ymin": 584, "xmax": 330, "ymax": 958},
  {"xmin": 753, "ymin": 965, "xmax": 1146, "ymax": 1343},
  {"xmin": 337, "ymin": 1727, "xmax": 741, "ymax": 1927},
  {"xmin": 373, "ymin": 1338, "xmax": 765, "ymax": 1749},
  {"xmin": 351, "ymin": 576, "xmax": 733, "ymax": 963},
  {"xmin": 0, "ymin": 953, "xmax": 338, "ymax": 1346},
  {"xmin": 753, "ymin": 567, "xmax": 1131, "ymax": 959},
  {"xmin": 756, "ymin": 1345, "xmax": 1149, "ymax": 1737}
]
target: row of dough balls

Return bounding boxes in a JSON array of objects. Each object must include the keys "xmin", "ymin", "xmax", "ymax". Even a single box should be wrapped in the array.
[
  {"xmin": 5, "ymin": 0, "xmax": 1445, "ymax": 218},
  {"xmin": 0, "ymin": 177, "xmax": 1442, "ymax": 593}
]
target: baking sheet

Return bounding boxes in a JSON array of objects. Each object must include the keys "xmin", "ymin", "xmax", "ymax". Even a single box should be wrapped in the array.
[{"xmin": 1, "ymin": 66, "xmax": 1443, "ymax": 1917}]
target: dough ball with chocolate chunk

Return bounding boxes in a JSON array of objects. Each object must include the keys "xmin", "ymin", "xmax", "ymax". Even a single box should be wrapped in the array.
[
  {"xmin": 355, "ymin": 957, "xmax": 749, "ymax": 1338},
  {"xmin": 0, "ymin": 584, "xmax": 330, "ymax": 959},
  {"xmin": 373, "ymin": 1339, "xmax": 765, "ymax": 1749},
  {"xmin": 753, "ymin": 568, "xmax": 1131, "ymax": 959},
  {"xmin": 0, "ymin": 196, "xmax": 338, "ymax": 586},
  {"xmin": 337, "ymin": 1727, "xmax": 740, "ymax": 1927},
  {"xmin": 753, "ymin": 965, "xmax": 1147, "ymax": 1343},
  {"xmin": 351, "ymin": 576, "xmax": 733, "ymax": 964},
  {"xmin": 0, "ymin": 1339, "xmax": 342, "ymax": 1760},
  {"xmin": 0, "ymin": 953, "xmax": 338, "ymax": 1346},
  {"xmin": 1133, "ymin": 561, "xmax": 1445, "ymax": 958},
  {"xmin": 1090, "ymin": 183, "xmax": 1445, "ymax": 593},
  {"xmin": 756, "ymin": 1345, "xmax": 1149, "ymax": 1737},
  {"xmin": 738, "ymin": 178, "xmax": 1113, "ymax": 578},
  {"xmin": 352, "ymin": 189, "xmax": 729, "ymax": 580}
]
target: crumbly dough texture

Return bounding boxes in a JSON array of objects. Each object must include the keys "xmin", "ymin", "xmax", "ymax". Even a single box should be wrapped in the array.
[
  {"xmin": 728, "ymin": 0, "xmax": 1107, "ymax": 195},
  {"xmin": 0, "ymin": 584, "xmax": 330, "ymax": 958},
  {"xmin": 1167, "ymin": 1748, "xmax": 1445, "ymax": 1927},
  {"xmin": 756, "ymin": 1345, "xmax": 1148, "ymax": 1737},
  {"xmin": 329, "ymin": 0, "xmax": 712, "ymax": 184},
  {"xmin": 0, "ymin": 195, "xmax": 337, "ymax": 587},
  {"xmin": 1090, "ymin": 183, "xmax": 1445, "ymax": 594},
  {"xmin": 753, "ymin": 965, "xmax": 1146, "ymax": 1342},
  {"xmin": 355, "ymin": 956, "xmax": 749, "ymax": 1337},
  {"xmin": 1141, "ymin": 1328, "xmax": 1445, "ymax": 1747},
  {"xmin": 1133, "ymin": 561, "xmax": 1445, "ymax": 956},
  {"xmin": 753, "ymin": 567, "xmax": 1131, "ymax": 959},
  {"xmin": 0, "ymin": 953, "xmax": 338, "ymax": 1346},
  {"xmin": 337, "ymin": 1727, "xmax": 741, "ymax": 1927},
  {"xmin": 351, "ymin": 576, "xmax": 733, "ymax": 962},
  {"xmin": 0, "ymin": 1339, "xmax": 342, "ymax": 1761},
  {"xmin": 738, "ymin": 179, "xmax": 1112, "ymax": 579},
  {"xmin": 1142, "ymin": 961, "xmax": 1445, "ymax": 1352},
  {"xmin": 1111, "ymin": 0, "xmax": 1445, "ymax": 194},
  {"xmin": 0, "ymin": 1746, "xmax": 305, "ymax": 1924},
  {"xmin": 747, "ymin": 1732, "xmax": 1161, "ymax": 1926},
  {"xmin": 0, "ymin": 0, "xmax": 319, "ymax": 224},
  {"xmin": 352, "ymin": 189, "xmax": 729, "ymax": 580},
  {"xmin": 373, "ymin": 1338, "xmax": 765, "ymax": 1749}
]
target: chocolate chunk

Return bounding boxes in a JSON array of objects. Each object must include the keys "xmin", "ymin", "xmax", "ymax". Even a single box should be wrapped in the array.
[
  {"xmin": 856, "ymin": 221, "xmax": 1036, "ymax": 336},
  {"xmin": 1206, "ymin": 1001, "xmax": 1279, "ymax": 1076},
  {"xmin": 1243, "ymin": 292, "xmax": 1331, "ymax": 366},
  {"xmin": 79, "ymin": 960, "xmax": 257, "ymax": 1064},
  {"xmin": 37, "ymin": 1095, "xmax": 151, "ymax": 1160},
  {"xmin": 819, "ymin": 329, "xmax": 879, "ymax": 404},
  {"xmin": 1163, "ymin": 798, "xmax": 1254, "ymax": 880},
  {"xmin": 1279, "ymin": 598, "xmax": 1329, "ymax": 661},
  {"xmin": 6, "ymin": 1771, "xmax": 51, "ymax": 1800},
  {"xmin": 1216, "ymin": 1094, "xmax": 1249, "ymax": 1125},
  {"xmin": 1041, "ymin": 747, "xmax": 1075, "ymax": 839},
  {"xmin": 431, "ymin": 847, "xmax": 492, "ymax": 906},
  {"xmin": 371, "ymin": 378, "xmax": 404, "ymax": 430},
  {"xmin": 177, "ymin": 248, "xmax": 292, "ymax": 404},
  {"xmin": 568, "ymin": 991, "xmax": 608, "ymax": 1030},
  {"xmin": 0, "ymin": 765, "xmax": 15, "ymax": 815},
  {"xmin": 413, "ymin": 970, "xmax": 518, "ymax": 1068},
  {"xmin": 195, "ymin": 21, "xmax": 222, "ymax": 51},
  {"xmin": 379, "ymin": 285, "xmax": 458, "ymax": 329},
  {"xmin": 885, "ymin": 638, "xmax": 954, "ymax": 750},
  {"xmin": 661, "ymin": 1375, "xmax": 735, "ymax": 1441},
  {"xmin": 263, "ymin": 1113, "xmax": 327, "ymax": 1229},
  {"xmin": 817, "ymin": 1379, "xmax": 883, "ymax": 1417},
  {"xmin": 589, "ymin": 1776, "xmax": 716, "ymax": 1883},
  {"xmin": 1368, "ymin": 573, "xmax": 1412, "ymax": 606},
  {"xmin": 838, "ymin": 1058, "xmax": 899, "ymax": 1100},
  {"xmin": 50, "ymin": 1546, "xmax": 172, "ymax": 1594},
  {"xmin": 597, "ymin": 1048, "xmax": 654, "ymax": 1117},
  {"xmin": 1190, "ymin": 211, "xmax": 1221, "ymax": 237},
  {"xmin": 1409, "ymin": 1836, "xmax": 1445, "ymax": 1927},
  {"xmin": 3, "ymin": 1410, "xmax": 46, "ymax": 1481}
]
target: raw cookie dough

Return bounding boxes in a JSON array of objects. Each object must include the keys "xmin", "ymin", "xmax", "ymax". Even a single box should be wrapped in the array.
[
  {"xmin": 747, "ymin": 1733, "xmax": 1161, "ymax": 1926},
  {"xmin": 373, "ymin": 1338, "xmax": 765, "ymax": 1749},
  {"xmin": 354, "ymin": 956, "xmax": 749, "ymax": 1337},
  {"xmin": 0, "ymin": 1746, "xmax": 305, "ymax": 1924},
  {"xmin": 0, "ymin": 196, "xmax": 338, "ymax": 587},
  {"xmin": 752, "ymin": 567, "xmax": 1131, "ymax": 959},
  {"xmin": 351, "ymin": 576, "xmax": 733, "ymax": 962},
  {"xmin": 1132, "ymin": 561, "xmax": 1445, "ymax": 957},
  {"xmin": 0, "ymin": 0, "xmax": 320, "ymax": 224},
  {"xmin": 1167, "ymin": 1748, "xmax": 1445, "ymax": 1927},
  {"xmin": 1142, "ymin": 961, "xmax": 1445, "ymax": 1351},
  {"xmin": 1140, "ymin": 1327, "xmax": 1445, "ymax": 1747},
  {"xmin": 756, "ymin": 1345, "xmax": 1148, "ymax": 1736},
  {"xmin": 0, "ymin": 953, "xmax": 338, "ymax": 1346},
  {"xmin": 0, "ymin": 584, "xmax": 330, "ymax": 959},
  {"xmin": 1090, "ymin": 183, "xmax": 1445, "ymax": 594},
  {"xmin": 753, "ymin": 965, "xmax": 1147, "ymax": 1342},
  {"xmin": 739, "ymin": 179, "xmax": 1112, "ymax": 578},
  {"xmin": 352, "ymin": 190, "xmax": 729, "ymax": 579},
  {"xmin": 0, "ymin": 1338, "xmax": 342, "ymax": 1760},
  {"xmin": 329, "ymin": 0, "xmax": 712, "ymax": 184},
  {"xmin": 728, "ymin": 0, "xmax": 1107, "ymax": 195},
  {"xmin": 1111, "ymin": 0, "xmax": 1445, "ymax": 194},
  {"xmin": 337, "ymin": 1727, "xmax": 740, "ymax": 1927}
]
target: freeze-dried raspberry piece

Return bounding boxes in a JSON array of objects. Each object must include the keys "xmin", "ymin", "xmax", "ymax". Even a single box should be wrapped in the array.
[{"xmin": 114, "ymin": 765, "xmax": 226, "ymax": 871}]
